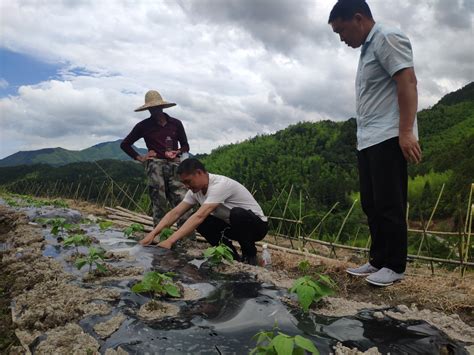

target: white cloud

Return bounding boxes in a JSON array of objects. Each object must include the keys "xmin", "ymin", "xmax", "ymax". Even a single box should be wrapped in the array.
[
  {"xmin": 0, "ymin": 78, "xmax": 8, "ymax": 89},
  {"xmin": 0, "ymin": 0, "xmax": 472, "ymax": 159}
]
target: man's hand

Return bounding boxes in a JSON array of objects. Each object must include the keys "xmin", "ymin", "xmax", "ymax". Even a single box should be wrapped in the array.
[
  {"xmin": 399, "ymin": 132, "xmax": 422, "ymax": 164},
  {"xmin": 158, "ymin": 238, "xmax": 174, "ymax": 249},
  {"xmin": 145, "ymin": 150, "xmax": 157, "ymax": 159},
  {"xmin": 136, "ymin": 150, "xmax": 157, "ymax": 163},
  {"xmin": 139, "ymin": 232, "xmax": 156, "ymax": 246},
  {"xmin": 164, "ymin": 150, "xmax": 179, "ymax": 160}
]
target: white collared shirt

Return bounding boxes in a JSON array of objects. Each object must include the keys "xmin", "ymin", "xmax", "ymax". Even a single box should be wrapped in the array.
[
  {"xmin": 183, "ymin": 173, "xmax": 267, "ymax": 224},
  {"xmin": 356, "ymin": 23, "xmax": 418, "ymax": 150}
]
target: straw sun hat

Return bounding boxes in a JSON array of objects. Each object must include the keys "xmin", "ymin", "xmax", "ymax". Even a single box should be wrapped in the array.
[{"xmin": 134, "ymin": 90, "xmax": 176, "ymax": 112}]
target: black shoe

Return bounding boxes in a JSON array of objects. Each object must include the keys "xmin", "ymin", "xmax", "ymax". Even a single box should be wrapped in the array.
[{"xmin": 242, "ymin": 255, "xmax": 257, "ymax": 266}]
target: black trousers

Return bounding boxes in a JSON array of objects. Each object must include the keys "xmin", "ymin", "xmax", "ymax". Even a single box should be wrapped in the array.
[
  {"xmin": 196, "ymin": 207, "xmax": 268, "ymax": 259},
  {"xmin": 358, "ymin": 137, "xmax": 408, "ymax": 273}
]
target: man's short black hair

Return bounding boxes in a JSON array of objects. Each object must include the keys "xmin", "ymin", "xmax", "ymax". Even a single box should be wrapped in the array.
[
  {"xmin": 177, "ymin": 158, "xmax": 207, "ymax": 175},
  {"xmin": 328, "ymin": 0, "xmax": 373, "ymax": 23}
]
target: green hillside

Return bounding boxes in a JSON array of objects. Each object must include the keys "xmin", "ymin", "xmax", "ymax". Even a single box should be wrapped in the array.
[
  {"xmin": 202, "ymin": 119, "xmax": 358, "ymax": 211},
  {"xmin": 0, "ymin": 140, "xmax": 147, "ymax": 167}
]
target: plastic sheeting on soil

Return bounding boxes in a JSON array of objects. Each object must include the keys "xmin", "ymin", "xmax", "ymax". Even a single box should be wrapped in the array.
[{"xmin": 1, "ymin": 200, "xmax": 471, "ymax": 354}]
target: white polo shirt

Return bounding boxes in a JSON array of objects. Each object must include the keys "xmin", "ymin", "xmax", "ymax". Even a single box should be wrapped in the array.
[{"xmin": 183, "ymin": 173, "xmax": 267, "ymax": 224}]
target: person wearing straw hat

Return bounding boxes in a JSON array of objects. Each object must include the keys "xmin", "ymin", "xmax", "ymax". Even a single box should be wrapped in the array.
[{"xmin": 121, "ymin": 90, "xmax": 191, "ymax": 227}]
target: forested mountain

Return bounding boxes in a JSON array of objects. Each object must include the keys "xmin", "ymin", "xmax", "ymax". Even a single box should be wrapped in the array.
[
  {"xmin": 0, "ymin": 160, "xmax": 145, "ymax": 187},
  {"xmin": 202, "ymin": 119, "xmax": 358, "ymax": 212},
  {"xmin": 0, "ymin": 140, "xmax": 146, "ymax": 167}
]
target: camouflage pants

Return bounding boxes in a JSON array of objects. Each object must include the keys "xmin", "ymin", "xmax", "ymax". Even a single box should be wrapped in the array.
[{"xmin": 145, "ymin": 159, "xmax": 191, "ymax": 227}]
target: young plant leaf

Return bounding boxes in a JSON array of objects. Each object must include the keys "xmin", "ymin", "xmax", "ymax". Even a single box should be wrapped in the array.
[
  {"xmin": 271, "ymin": 334, "xmax": 294, "ymax": 355},
  {"xmin": 294, "ymin": 335, "xmax": 319, "ymax": 354}
]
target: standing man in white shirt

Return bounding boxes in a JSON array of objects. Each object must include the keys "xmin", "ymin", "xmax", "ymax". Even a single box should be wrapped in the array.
[
  {"xmin": 328, "ymin": 0, "xmax": 421, "ymax": 286},
  {"xmin": 140, "ymin": 158, "xmax": 269, "ymax": 265}
]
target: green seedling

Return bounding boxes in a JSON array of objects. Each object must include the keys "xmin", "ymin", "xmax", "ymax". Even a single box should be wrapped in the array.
[
  {"xmin": 98, "ymin": 220, "xmax": 114, "ymax": 231},
  {"xmin": 131, "ymin": 271, "xmax": 181, "ymax": 298},
  {"xmin": 123, "ymin": 223, "xmax": 145, "ymax": 239},
  {"xmin": 203, "ymin": 243, "xmax": 234, "ymax": 266},
  {"xmin": 75, "ymin": 247, "xmax": 107, "ymax": 274},
  {"xmin": 298, "ymin": 259, "xmax": 311, "ymax": 274},
  {"xmin": 50, "ymin": 199, "xmax": 69, "ymax": 208},
  {"xmin": 159, "ymin": 227, "xmax": 174, "ymax": 242},
  {"xmin": 289, "ymin": 274, "xmax": 336, "ymax": 312},
  {"xmin": 63, "ymin": 234, "xmax": 92, "ymax": 254},
  {"xmin": 4, "ymin": 197, "xmax": 20, "ymax": 207},
  {"xmin": 44, "ymin": 218, "xmax": 75, "ymax": 236},
  {"xmin": 250, "ymin": 325, "xmax": 319, "ymax": 355}
]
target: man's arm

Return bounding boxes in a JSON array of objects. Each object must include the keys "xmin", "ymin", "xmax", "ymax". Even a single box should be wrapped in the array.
[
  {"xmin": 158, "ymin": 203, "xmax": 219, "ymax": 249},
  {"xmin": 176, "ymin": 120, "xmax": 190, "ymax": 154},
  {"xmin": 393, "ymin": 67, "xmax": 422, "ymax": 164},
  {"xmin": 140, "ymin": 201, "xmax": 193, "ymax": 246}
]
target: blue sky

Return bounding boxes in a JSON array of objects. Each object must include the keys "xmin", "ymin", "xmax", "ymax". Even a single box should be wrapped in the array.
[
  {"xmin": 0, "ymin": 0, "xmax": 473, "ymax": 159},
  {"xmin": 0, "ymin": 48, "xmax": 62, "ymax": 97}
]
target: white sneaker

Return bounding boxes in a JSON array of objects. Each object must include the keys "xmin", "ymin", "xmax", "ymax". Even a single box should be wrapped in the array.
[
  {"xmin": 365, "ymin": 267, "xmax": 404, "ymax": 287},
  {"xmin": 346, "ymin": 262, "xmax": 379, "ymax": 276}
]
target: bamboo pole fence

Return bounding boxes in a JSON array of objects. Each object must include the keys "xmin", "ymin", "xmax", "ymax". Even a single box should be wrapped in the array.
[
  {"xmin": 103, "ymin": 205, "xmax": 474, "ymax": 268},
  {"xmin": 2, "ymin": 173, "xmax": 473, "ymax": 272}
]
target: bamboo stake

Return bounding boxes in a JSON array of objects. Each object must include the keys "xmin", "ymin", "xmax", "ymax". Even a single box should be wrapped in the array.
[
  {"xmin": 267, "ymin": 184, "xmax": 287, "ymax": 217},
  {"xmin": 463, "ymin": 183, "xmax": 473, "ymax": 236},
  {"xmin": 351, "ymin": 226, "xmax": 361, "ymax": 247},
  {"xmin": 406, "ymin": 202, "xmax": 410, "ymax": 228},
  {"xmin": 268, "ymin": 216, "xmax": 302, "ymax": 224},
  {"xmin": 298, "ymin": 190, "xmax": 303, "ymax": 248},
  {"xmin": 117, "ymin": 183, "xmax": 129, "ymax": 207},
  {"xmin": 105, "ymin": 208, "xmax": 153, "ymax": 224},
  {"xmin": 127, "ymin": 184, "xmax": 141, "ymax": 210},
  {"xmin": 86, "ymin": 180, "xmax": 94, "ymax": 202},
  {"xmin": 276, "ymin": 185, "xmax": 294, "ymax": 249},
  {"xmin": 95, "ymin": 180, "xmax": 106, "ymax": 204},
  {"xmin": 417, "ymin": 183, "xmax": 445, "ymax": 256},
  {"xmin": 102, "ymin": 182, "xmax": 112, "ymax": 208},
  {"xmin": 462, "ymin": 184, "xmax": 474, "ymax": 273},
  {"xmin": 334, "ymin": 199, "xmax": 358, "ymax": 245},
  {"xmin": 306, "ymin": 202, "xmax": 339, "ymax": 239},
  {"xmin": 462, "ymin": 202, "xmax": 473, "ymax": 277}
]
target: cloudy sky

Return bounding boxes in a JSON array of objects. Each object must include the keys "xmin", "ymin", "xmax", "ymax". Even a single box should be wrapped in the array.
[{"xmin": 0, "ymin": 0, "xmax": 472, "ymax": 159}]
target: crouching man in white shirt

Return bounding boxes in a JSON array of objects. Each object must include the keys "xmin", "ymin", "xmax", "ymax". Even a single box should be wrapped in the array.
[{"xmin": 140, "ymin": 158, "xmax": 269, "ymax": 265}]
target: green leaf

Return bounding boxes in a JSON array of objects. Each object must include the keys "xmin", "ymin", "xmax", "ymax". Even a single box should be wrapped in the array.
[
  {"xmin": 254, "ymin": 330, "xmax": 274, "ymax": 345},
  {"xmin": 163, "ymin": 284, "xmax": 181, "ymax": 298},
  {"xmin": 159, "ymin": 228, "xmax": 174, "ymax": 242},
  {"xmin": 99, "ymin": 221, "xmax": 113, "ymax": 231},
  {"xmin": 123, "ymin": 226, "xmax": 133, "ymax": 237},
  {"xmin": 318, "ymin": 274, "xmax": 336, "ymax": 288},
  {"xmin": 203, "ymin": 247, "xmax": 215, "ymax": 258},
  {"xmin": 297, "ymin": 284, "xmax": 316, "ymax": 312},
  {"xmin": 294, "ymin": 335, "xmax": 319, "ymax": 354},
  {"xmin": 317, "ymin": 283, "xmax": 335, "ymax": 298},
  {"xmin": 75, "ymin": 258, "xmax": 87, "ymax": 270},
  {"xmin": 271, "ymin": 334, "xmax": 294, "ymax": 355},
  {"xmin": 131, "ymin": 282, "xmax": 148, "ymax": 293},
  {"xmin": 96, "ymin": 263, "xmax": 107, "ymax": 274}
]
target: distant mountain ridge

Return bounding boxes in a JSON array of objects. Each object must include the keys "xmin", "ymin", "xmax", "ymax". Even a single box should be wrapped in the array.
[{"xmin": 0, "ymin": 139, "xmax": 147, "ymax": 167}]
